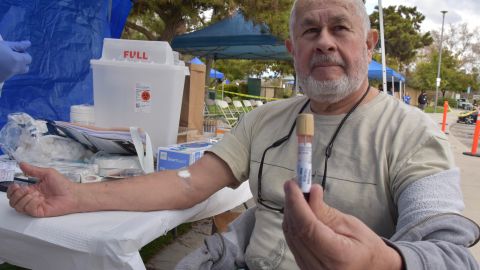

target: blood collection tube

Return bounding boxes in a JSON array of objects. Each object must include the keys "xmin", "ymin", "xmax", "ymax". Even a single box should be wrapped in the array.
[{"xmin": 296, "ymin": 113, "xmax": 314, "ymax": 201}]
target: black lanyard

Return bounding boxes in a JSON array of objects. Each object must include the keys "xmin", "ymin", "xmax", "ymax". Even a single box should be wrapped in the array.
[
  {"xmin": 321, "ymin": 84, "xmax": 371, "ymax": 188},
  {"xmin": 257, "ymin": 84, "xmax": 371, "ymax": 213}
]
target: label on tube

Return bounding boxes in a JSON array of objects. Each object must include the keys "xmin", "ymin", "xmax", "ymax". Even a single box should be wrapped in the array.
[
  {"xmin": 296, "ymin": 113, "xmax": 314, "ymax": 198},
  {"xmin": 297, "ymin": 142, "xmax": 312, "ymax": 193}
]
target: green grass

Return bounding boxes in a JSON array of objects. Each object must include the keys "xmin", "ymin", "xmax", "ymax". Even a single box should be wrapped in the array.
[
  {"xmin": 139, "ymin": 223, "xmax": 192, "ymax": 262},
  {"xmin": 424, "ymin": 106, "xmax": 445, "ymax": 113},
  {"xmin": 0, "ymin": 264, "xmax": 27, "ymax": 270},
  {"xmin": 0, "ymin": 223, "xmax": 193, "ymax": 270}
]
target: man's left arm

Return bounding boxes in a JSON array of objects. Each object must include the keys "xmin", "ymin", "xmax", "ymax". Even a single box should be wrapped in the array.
[
  {"xmin": 388, "ymin": 168, "xmax": 480, "ymax": 270},
  {"xmin": 385, "ymin": 114, "xmax": 480, "ymax": 269}
]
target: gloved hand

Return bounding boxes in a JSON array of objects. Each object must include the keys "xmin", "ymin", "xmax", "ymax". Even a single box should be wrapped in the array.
[{"xmin": 0, "ymin": 40, "xmax": 32, "ymax": 82}]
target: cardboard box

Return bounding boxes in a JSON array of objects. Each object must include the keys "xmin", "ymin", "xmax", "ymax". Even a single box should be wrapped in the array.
[
  {"xmin": 156, "ymin": 141, "xmax": 213, "ymax": 171},
  {"xmin": 180, "ymin": 63, "xmax": 206, "ymax": 133}
]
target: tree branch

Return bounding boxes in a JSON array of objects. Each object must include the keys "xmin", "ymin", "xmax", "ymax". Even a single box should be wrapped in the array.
[
  {"xmin": 125, "ymin": 21, "xmax": 157, "ymax": 40},
  {"xmin": 159, "ymin": 18, "xmax": 186, "ymax": 42}
]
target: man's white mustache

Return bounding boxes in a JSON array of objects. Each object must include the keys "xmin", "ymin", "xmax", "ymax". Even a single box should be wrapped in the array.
[{"xmin": 309, "ymin": 55, "xmax": 345, "ymax": 68}]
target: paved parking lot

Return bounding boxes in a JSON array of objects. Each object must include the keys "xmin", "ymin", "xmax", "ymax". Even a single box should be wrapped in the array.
[
  {"xmin": 450, "ymin": 122, "xmax": 479, "ymax": 150},
  {"xmin": 429, "ymin": 111, "xmax": 480, "ymax": 260}
]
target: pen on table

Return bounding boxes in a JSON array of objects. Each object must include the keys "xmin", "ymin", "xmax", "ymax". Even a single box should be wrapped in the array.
[{"xmin": 13, "ymin": 177, "xmax": 38, "ymax": 184}]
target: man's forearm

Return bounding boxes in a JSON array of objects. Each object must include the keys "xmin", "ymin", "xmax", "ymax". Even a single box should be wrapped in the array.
[
  {"xmin": 75, "ymin": 153, "xmax": 238, "ymax": 213},
  {"xmin": 75, "ymin": 170, "xmax": 198, "ymax": 212}
]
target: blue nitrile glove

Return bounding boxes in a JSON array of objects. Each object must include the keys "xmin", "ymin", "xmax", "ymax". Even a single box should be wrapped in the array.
[{"xmin": 0, "ymin": 40, "xmax": 32, "ymax": 82}]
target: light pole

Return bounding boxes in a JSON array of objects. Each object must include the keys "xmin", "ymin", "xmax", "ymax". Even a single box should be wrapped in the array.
[
  {"xmin": 378, "ymin": 0, "xmax": 387, "ymax": 92},
  {"xmin": 434, "ymin": 10, "xmax": 447, "ymax": 113}
]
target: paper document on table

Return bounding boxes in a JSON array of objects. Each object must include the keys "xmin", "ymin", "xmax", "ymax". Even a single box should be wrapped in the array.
[
  {"xmin": 0, "ymin": 160, "xmax": 17, "ymax": 181},
  {"xmin": 48, "ymin": 121, "xmax": 145, "ymax": 155}
]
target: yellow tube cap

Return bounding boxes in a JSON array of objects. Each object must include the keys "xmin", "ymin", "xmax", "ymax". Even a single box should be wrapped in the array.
[{"xmin": 296, "ymin": 113, "xmax": 314, "ymax": 136}]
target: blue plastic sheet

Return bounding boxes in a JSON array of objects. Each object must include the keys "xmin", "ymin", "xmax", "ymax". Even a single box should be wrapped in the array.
[
  {"xmin": 0, "ymin": 0, "xmax": 132, "ymax": 133},
  {"xmin": 110, "ymin": 0, "xmax": 134, "ymax": 39}
]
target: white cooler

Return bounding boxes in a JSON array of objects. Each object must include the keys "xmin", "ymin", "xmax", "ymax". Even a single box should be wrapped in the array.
[{"xmin": 91, "ymin": 38, "xmax": 188, "ymax": 149}]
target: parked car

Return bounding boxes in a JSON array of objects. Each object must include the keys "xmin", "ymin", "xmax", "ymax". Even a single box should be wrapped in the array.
[{"xmin": 457, "ymin": 98, "xmax": 474, "ymax": 110}]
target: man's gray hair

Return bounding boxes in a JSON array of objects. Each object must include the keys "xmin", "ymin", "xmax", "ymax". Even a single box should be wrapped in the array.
[{"xmin": 289, "ymin": 0, "xmax": 370, "ymax": 39}]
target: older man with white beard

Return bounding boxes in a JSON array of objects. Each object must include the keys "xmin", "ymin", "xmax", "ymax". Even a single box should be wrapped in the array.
[{"xmin": 7, "ymin": 0, "xmax": 479, "ymax": 269}]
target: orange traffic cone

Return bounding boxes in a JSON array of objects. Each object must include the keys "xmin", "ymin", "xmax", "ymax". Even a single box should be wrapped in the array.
[
  {"xmin": 463, "ymin": 110, "xmax": 480, "ymax": 157},
  {"xmin": 441, "ymin": 101, "xmax": 449, "ymax": 133}
]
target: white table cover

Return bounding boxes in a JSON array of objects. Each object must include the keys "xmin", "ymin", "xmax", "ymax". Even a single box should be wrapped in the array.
[{"xmin": 0, "ymin": 182, "xmax": 252, "ymax": 270}]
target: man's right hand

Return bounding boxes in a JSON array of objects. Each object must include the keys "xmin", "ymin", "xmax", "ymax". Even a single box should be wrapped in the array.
[
  {"xmin": 7, "ymin": 153, "xmax": 239, "ymax": 216},
  {"xmin": 7, "ymin": 163, "xmax": 79, "ymax": 217}
]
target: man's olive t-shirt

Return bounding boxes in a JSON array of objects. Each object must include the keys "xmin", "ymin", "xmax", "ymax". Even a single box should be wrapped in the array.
[{"xmin": 208, "ymin": 92, "xmax": 454, "ymax": 269}]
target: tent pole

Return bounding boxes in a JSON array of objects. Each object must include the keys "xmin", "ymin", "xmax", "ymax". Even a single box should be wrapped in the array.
[
  {"xmin": 205, "ymin": 57, "xmax": 213, "ymax": 95},
  {"xmin": 402, "ymin": 81, "xmax": 404, "ymax": 100},
  {"xmin": 399, "ymin": 81, "xmax": 403, "ymax": 101},
  {"xmin": 391, "ymin": 76, "xmax": 395, "ymax": 98},
  {"xmin": 213, "ymin": 54, "xmax": 222, "ymax": 100},
  {"xmin": 294, "ymin": 74, "xmax": 300, "ymax": 96},
  {"xmin": 378, "ymin": 0, "xmax": 387, "ymax": 93}
]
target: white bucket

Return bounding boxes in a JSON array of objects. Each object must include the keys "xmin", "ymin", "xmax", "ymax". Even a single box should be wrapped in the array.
[{"xmin": 90, "ymin": 39, "xmax": 188, "ymax": 149}]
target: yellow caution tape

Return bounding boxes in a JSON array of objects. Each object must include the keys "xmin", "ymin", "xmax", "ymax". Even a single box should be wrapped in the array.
[
  {"xmin": 458, "ymin": 110, "xmax": 477, "ymax": 117},
  {"xmin": 209, "ymin": 89, "xmax": 282, "ymax": 101},
  {"xmin": 447, "ymin": 104, "xmax": 454, "ymax": 112}
]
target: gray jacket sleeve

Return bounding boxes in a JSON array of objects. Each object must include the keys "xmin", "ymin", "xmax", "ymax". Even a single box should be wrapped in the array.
[
  {"xmin": 175, "ymin": 207, "xmax": 256, "ymax": 270},
  {"xmin": 388, "ymin": 168, "xmax": 480, "ymax": 269}
]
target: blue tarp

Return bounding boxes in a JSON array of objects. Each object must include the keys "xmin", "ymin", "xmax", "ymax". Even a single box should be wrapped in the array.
[
  {"xmin": 0, "ymin": 0, "xmax": 132, "ymax": 131},
  {"xmin": 110, "ymin": 0, "xmax": 134, "ymax": 39},
  {"xmin": 172, "ymin": 12, "xmax": 291, "ymax": 61},
  {"xmin": 368, "ymin": 60, "xmax": 405, "ymax": 82},
  {"xmin": 190, "ymin": 57, "xmax": 224, "ymax": 79}
]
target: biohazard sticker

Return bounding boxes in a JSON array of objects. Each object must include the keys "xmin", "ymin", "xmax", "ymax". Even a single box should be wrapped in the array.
[{"xmin": 135, "ymin": 83, "xmax": 152, "ymax": 113}]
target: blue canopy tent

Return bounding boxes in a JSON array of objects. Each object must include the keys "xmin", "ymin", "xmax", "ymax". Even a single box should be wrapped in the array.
[
  {"xmin": 190, "ymin": 57, "xmax": 224, "ymax": 79},
  {"xmin": 172, "ymin": 13, "xmax": 407, "ymax": 96},
  {"xmin": 368, "ymin": 60, "xmax": 406, "ymax": 97},
  {"xmin": 0, "ymin": 0, "xmax": 133, "ymax": 132},
  {"xmin": 368, "ymin": 60, "xmax": 405, "ymax": 82},
  {"xmin": 172, "ymin": 12, "xmax": 290, "ymax": 100},
  {"xmin": 171, "ymin": 12, "xmax": 291, "ymax": 61}
]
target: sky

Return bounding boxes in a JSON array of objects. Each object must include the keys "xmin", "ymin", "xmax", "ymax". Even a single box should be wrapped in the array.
[{"xmin": 365, "ymin": 0, "xmax": 480, "ymax": 33}]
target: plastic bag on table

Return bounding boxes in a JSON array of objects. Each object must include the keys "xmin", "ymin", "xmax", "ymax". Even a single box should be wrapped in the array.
[
  {"xmin": 29, "ymin": 160, "xmax": 99, "ymax": 183},
  {"xmin": 90, "ymin": 152, "xmax": 144, "ymax": 178},
  {"xmin": 0, "ymin": 112, "xmax": 93, "ymax": 163}
]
